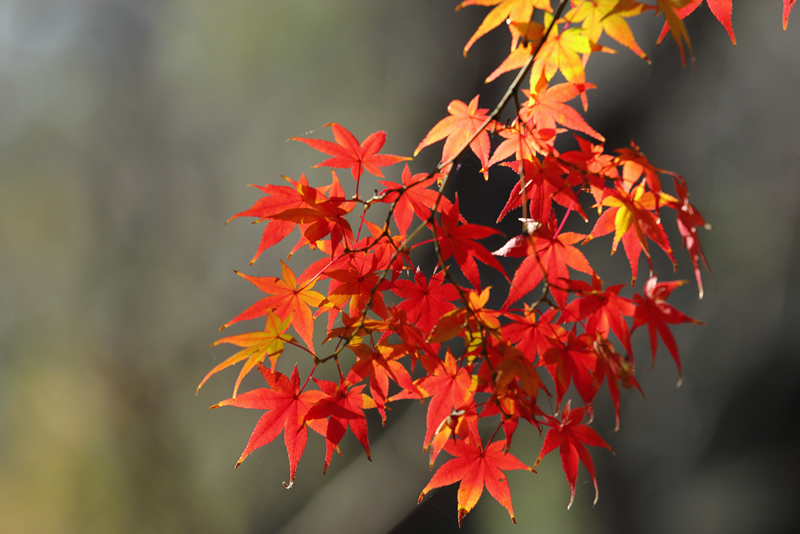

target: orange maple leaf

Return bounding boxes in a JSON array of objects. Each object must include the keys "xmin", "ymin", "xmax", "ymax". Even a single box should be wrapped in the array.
[
  {"xmin": 457, "ymin": 0, "xmax": 552, "ymax": 56},
  {"xmin": 419, "ymin": 436, "xmax": 532, "ymax": 526},
  {"xmin": 221, "ymin": 260, "xmax": 324, "ymax": 353},
  {"xmin": 199, "ymin": 312, "xmax": 295, "ymax": 397},
  {"xmin": 414, "ymin": 96, "xmax": 495, "ymax": 178}
]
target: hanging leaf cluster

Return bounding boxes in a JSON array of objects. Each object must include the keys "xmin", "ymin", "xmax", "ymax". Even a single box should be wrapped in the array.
[{"xmin": 200, "ymin": 0, "xmax": 793, "ymax": 526}]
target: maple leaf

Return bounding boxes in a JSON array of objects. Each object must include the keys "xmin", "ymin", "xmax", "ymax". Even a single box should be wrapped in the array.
[
  {"xmin": 478, "ymin": 363, "xmax": 542, "ymax": 451},
  {"xmin": 346, "ymin": 343, "xmax": 418, "ymax": 425},
  {"xmin": 484, "ymin": 23, "xmax": 545, "ymax": 83},
  {"xmin": 210, "ymin": 365, "xmax": 326, "ymax": 485},
  {"xmin": 378, "ymin": 165, "xmax": 452, "ymax": 236},
  {"xmin": 326, "ymin": 251, "xmax": 392, "ymax": 320},
  {"xmin": 530, "ymin": 21, "xmax": 593, "ymax": 89},
  {"xmin": 495, "ymin": 219, "xmax": 593, "ymax": 308},
  {"xmin": 199, "ymin": 312, "xmax": 295, "ymax": 397},
  {"xmin": 426, "ymin": 405, "xmax": 480, "ymax": 468},
  {"xmin": 393, "ymin": 349, "xmax": 477, "ymax": 451},
  {"xmin": 390, "ymin": 268, "xmax": 461, "ymax": 336},
  {"xmin": 586, "ymin": 183, "xmax": 676, "ymax": 285},
  {"xmin": 495, "ymin": 156, "xmax": 586, "ymax": 225},
  {"xmin": 486, "ymin": 341, "xmax": 545, "ymax": 410},
  {"xmin": 305, "ymin": 376, "xmax": 377, "ymax": 474},
  {"xmin": 632, "ymin": 276, "xmax": 703, "ymax": 382},
  {"xmin": 487, "ymin": 120, "xmax": 553, "ymax": 171},
  {"xmin": 272, "ymin": 170, "xmax": 356, "ymax": 257},
  {"xmin": 414, "ymin": 96, "xmax": 494, "ymax": 178},
  {"xmin": 292, "ymin": 123, "xmax": 410, "ymax": 182},
  {"xmin": 655, "ymin": 0, "xmax": 696, "ymax": 67},
  {"xmin": 590, "ymin": 334, "xmax": 643, "ymax": 431},
  {"xmin": 221, "ymin": 260, "xmax": 325, "ymax": 354},
  {"xmin": 519, "ymin": 83, "xmax": 604, "ymax": 141},
  {"xmin": 225, "ymin": 175, "xmax": 310, "ymax": 265},
  {"xmin": 434, "ymin": 195, "xmax": 507, "ymax": 290},
  {"xmin": 705, "ymin": 0, "xmax": 735, "ymax": 44},
  {"xmin": 786, "ymin": 0, "xmax": 797, "ymax": 30},
  {"xmin": 535, "ymin": 401, "xmax": 614, "ymax": 509},
  {"xmin": 419, "ymin": 436, "xmax": 532, "ymax": 526},
  {"xmin": 457, "ymin": 0, "xmax": 552, "ymax": 56},
  {"xmin": 502, "ymin": 306, "xmax": 564, "ymax": 363},
  {"xmin": 566, "ymin": 0, "xmax": 653, "ymax": 62},
  {"xmin": 656, "ymin": 1, "xmax": 735, "ymax": 46},
  {"xmin": 541, "ymin": 329, "xmax": 597, "ymax": 408},
  {"xmin": 560, "ymin": 136, "xmax": 619, "ymax": 205},
  {"xmin": 382, "ymin": 306, "xmax": 440, "ymax": 365},
  {"xmin": 667, "ymin": 174, "xmax": 713, "ymax": 298},
  {"xmin": 614, "ymin": 140, "xmax": 666, "ymax": 193},
  {"xmin": 560, "ymin": 274, "xmax": 636, "ymax": 356},
  {"xmin": 428, "ymin": 287, "xmax": 502, "ymax": 344}
]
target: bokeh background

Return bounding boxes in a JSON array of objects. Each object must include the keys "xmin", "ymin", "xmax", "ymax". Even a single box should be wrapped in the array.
[{"xmin": 1, "ymin": 1, "xmax": 799, "ymax": 533}]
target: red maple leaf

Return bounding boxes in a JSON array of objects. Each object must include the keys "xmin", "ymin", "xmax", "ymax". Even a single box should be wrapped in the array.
[
  {"xmin": 392, "ymin": 349, "xmax": 476, "ymax": 451},
  {"xmin": 378, "ymin": 165, "xmax": 452, "ymax": 236},
  {"xmin": 632, "ymin": 276, "xmax": 703, "ymax": 382},
  {"xmin": 502, "ymin": 306, "xmax": 564, "ymax": 363},
  {"xmin": 434, "ymin": 195, "xmax": 507, "ymax": 290},
  {"xmin": 326, "ymin": 252, "xmax": 392, "ymax": 319},
  {"xmin": 390, "ymin": 268, "xmax": 461, "ymax": 335},
  {"xmin": 305, "ymin": 376, "xmax": 376, "ymax": 474},
  {"xmin": 210, "ymin": 365, "xmax": 326, "ymax": 485},
  {"xmin": 560, "ymin": 274, "xmax": 636, "ymax": 356},
  {"xmin": 477, "ymin": 340, "xmax": 545, "ymax": 447},
  {"xmin": 495, "ymin": 219, "xmax": 593, "ymax": 308},
  {"xmin": 667, "ymin": 174, "xmax": 713, "ymax": 298},
  {"xmin": 657, "ymin": 1, "xmax": 734, "ymax": 46},
  {"xmin": 345, "ymin": 343, "xmax": 418, "ymax": 425},
  {"xmin": 535, "ymin": 401, "xmax": 614, "ymax": 509},
  {"xmin": 292, "ymin": 123, "xmax": 410, "ymax": 182},
  {"xmin": 271, "ymin": 170, "xmax": 356, "ymax": 257},
  {"xmin": 225, "ymin": 174, "xmax": 309, "ymax": 265},
  {"xmin": 590, "ymin": 335, "xmax": 643, "ymax": 431},
  {"xmin": 495, "ymin": 157, "xmax": 585, "ymax": 225},
  {"xmin": 419, "ymin": 436, "xmax": 532, "ymax": 526},
  {"xmin": 540, "ymin": 329, "xmax": 597, "ymax": 408}
]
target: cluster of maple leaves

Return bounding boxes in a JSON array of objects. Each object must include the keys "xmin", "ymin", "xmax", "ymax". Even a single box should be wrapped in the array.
[{"xmin": 199, "ymin": 0, "xmax": 794, "ymax": 527}]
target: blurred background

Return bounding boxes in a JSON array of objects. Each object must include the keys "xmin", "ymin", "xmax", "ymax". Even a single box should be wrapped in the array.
[{"xmin": 1, "ymin": 1, "xmax": 799, "ymax": 533}]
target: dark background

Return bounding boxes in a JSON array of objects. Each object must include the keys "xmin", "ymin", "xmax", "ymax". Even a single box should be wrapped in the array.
[{"xmin": 1, "ymin": 1, "xmax": 798, "ymax": 533}]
